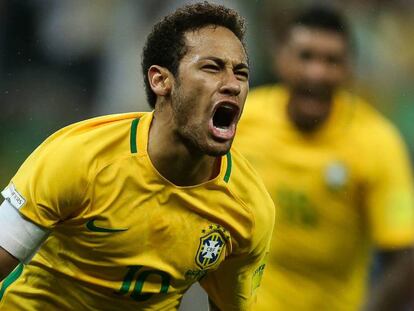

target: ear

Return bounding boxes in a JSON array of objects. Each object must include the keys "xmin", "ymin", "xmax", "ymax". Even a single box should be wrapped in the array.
[{"xmin": 148, "ymin": 65, "xmax": 173, "ymax": 98}]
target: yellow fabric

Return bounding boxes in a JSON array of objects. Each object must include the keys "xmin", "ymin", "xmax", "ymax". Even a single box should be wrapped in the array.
[
  {"xmin": 0, "ymin": 112, "xmax": 274, "ymax": 311},
  {"xmin": 233, "ymin": 84, "xmax": 414, "ymax": 311}
]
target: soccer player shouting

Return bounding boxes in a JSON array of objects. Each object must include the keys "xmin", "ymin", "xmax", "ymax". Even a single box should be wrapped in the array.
[{"xmin": 0, "ymin": 3, "xmax": 274, "ymax": 310}]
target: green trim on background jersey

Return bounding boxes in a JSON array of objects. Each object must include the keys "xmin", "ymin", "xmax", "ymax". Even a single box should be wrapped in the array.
[
  {"xmin": 130, "ymin": 118, "xmax": 140, "ymax": 154},
  {"xmin": 224, "ymin": 152, "xmax": 232, "ymax": 183},
  {"xmin": 0, "ymin": 263, "xmax": 24, "ymax": 300}
]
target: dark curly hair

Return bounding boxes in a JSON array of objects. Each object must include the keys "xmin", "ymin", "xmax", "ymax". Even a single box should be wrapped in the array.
[
  {"xmin": 292, "ymin": 6, "xmax": 350, "ymax": 40},
  {"xmin": 141, "ymin": 1, "xmax": 246, "ymax": 108},
  {"xmin": 282, "ymin": 6, "xmax": 352, "ymax": 48}
]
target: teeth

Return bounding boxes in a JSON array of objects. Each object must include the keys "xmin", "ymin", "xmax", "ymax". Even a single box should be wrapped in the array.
[{"xmin": 221, "ymin": 104, "xmax": 234, "ymax": 111}]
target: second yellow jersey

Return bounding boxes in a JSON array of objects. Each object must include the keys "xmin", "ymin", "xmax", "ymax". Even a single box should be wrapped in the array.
[
  {"xmin": 0, "ymin": 112, "xmax": 274, "ymax": 311},
  {"xmin": 234, "ymin": 85, "xmax": 414, "ymax": 311}
]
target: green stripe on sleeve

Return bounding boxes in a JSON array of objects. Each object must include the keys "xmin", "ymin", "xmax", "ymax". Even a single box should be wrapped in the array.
[
  {"xmin": 0, "ymin": 263, "xmax": 24, "ymax": 300},
  {"xmin": 130, "ymin": 118, "xmax": 140, "ymax": 154},
  {"xmin": 224, "ymin": 152, "xmax": 232, "ymax": 183}
]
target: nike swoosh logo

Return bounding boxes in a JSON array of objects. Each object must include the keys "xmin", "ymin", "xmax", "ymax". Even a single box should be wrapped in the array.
[{"xmin": 86, "ymin": 218, "xmax": 128, "ymax": 233}]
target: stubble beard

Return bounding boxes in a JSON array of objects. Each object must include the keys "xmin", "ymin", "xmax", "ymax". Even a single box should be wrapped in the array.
[{"xmin": 171, "ymin": 87, "xmax": 230, "ymax": 158}]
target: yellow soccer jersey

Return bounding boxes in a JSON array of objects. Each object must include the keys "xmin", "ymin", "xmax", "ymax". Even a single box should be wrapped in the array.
[
  {"xmin": 0, "ymin": 112, "xmax": 274, "ymax": 311},
  {"xmin": 234, "ymin": 84, "xmax": 414, "ymax": 311}
]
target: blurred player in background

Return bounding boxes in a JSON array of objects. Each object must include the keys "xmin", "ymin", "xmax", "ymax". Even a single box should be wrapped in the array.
[
  {"xmin": 234, "ymin": 5, "xmax": 414, "ymax": 311},
  {"xmin": 0, "ymin": 3, "xmax": 274, "ymax": 310}
]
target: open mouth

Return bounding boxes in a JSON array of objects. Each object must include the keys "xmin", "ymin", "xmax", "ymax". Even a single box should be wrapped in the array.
[
  {"xmin": 213, "ymin": 104, "xmax": 239, "ymax": 129},
  {"xmin": 209, "ymin": 102, "xmax": 240, "ymax": 141}
]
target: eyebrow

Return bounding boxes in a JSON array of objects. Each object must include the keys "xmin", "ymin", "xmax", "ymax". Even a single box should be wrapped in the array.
[{"xmin": 200, "ymin": 56, "xmax": 249, "ymax": 71}]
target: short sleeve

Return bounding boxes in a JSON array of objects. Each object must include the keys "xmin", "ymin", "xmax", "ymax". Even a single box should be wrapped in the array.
[
  {"xmin": 365, "ymin": 125, "xmax": 414, "ymax": 249},
  {"xmin": 200, "ymin": 250, "xmax": 269, "ymax": 310},
  {"xmin": 199, "ymin": 203, "xmax": 274, "ymax": 310},
  {"xmin": 2, "ymin": 130, "xmax": 90, "ymax": 229}
]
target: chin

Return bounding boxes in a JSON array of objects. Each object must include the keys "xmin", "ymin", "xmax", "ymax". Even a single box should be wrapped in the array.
[
  {"xmin": 180, "ymin": 130, "xmax": 232, "ymax": 157},
  {"xmin": 203, "ymin": 140, "xmax": 232, "ymax": 157},
  {"xmin": 204, "ymin": 148, "xmax": 229, "ymax": 157}
]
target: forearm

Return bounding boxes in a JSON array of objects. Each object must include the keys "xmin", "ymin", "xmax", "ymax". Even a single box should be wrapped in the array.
[
  {"xmin": 0, "ymin": 246, "xmax": 19, "ymax": 281},
  {"xmin": 208, "ymin": 298, "xmax": 221, "ymax": 311}
]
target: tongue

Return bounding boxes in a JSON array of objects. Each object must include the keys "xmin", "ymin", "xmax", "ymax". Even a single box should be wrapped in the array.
[{"xmin": 209, "ymin": 121, "xmax": 235, "ymax": 140}]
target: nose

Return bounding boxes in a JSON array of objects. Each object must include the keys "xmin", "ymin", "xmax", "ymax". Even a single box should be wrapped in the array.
[
  {"xmin": 219, "ymin": 71, "xmax": 241, "ymax": 96},
  {"xmin": 305, "ymin": 60, "xmax": 331, "ymax": 82}
]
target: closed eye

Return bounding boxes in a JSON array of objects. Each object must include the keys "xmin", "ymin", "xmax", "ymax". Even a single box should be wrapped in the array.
[
  {"xmin": 202, "ymin": 64, "xmax": 220, "ymax": 72},
  {"xmin": 235, "ymin": 70, "xmax": 249, "ymax": 80}
]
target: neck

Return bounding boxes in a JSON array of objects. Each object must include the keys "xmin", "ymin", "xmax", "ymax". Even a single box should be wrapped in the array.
[
  {"xmin": 287, "ymin": 93, "xmax": 333, "ymax": 133},
  {"xmin": 147, "ymin": 107, "xmax": 219, "ymax": 186}
]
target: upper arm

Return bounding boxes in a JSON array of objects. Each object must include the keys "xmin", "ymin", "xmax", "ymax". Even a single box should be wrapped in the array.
[
  {"xmin": 376, "ymin": 248, "xmax": 414, "ymax": 267},
  {"xmin": 374, "ymin": 248, "xmax": 414, "ymax": 282},
  {"xmin": 366, "ymin": 248, "xmax": 414, "ymax": 311}
]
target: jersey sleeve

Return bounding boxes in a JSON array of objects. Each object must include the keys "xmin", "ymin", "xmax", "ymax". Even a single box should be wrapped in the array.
[
  {"xmin": 365, "ymin": 124, "xmax": 414, "ymax": 249},
  {"xmin": 2, "ymin": 129, "xmax": 90, "ymax": 229},
  {"xmin": 199, "ymin": 199, "xmax": 274, "ymax": 310}
]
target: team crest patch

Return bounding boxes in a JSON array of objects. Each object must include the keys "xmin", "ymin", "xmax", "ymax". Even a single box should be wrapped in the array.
[{"xmin": 195, "ymin": 226, "xmax": 228, "ymax": 270}]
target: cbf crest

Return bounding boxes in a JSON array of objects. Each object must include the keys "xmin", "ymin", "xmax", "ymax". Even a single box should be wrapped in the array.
[{"xmin": 195, "ymin": 225, "xmax": 229, "ymax": 270}]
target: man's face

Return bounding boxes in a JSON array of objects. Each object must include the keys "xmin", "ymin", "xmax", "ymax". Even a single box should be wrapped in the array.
[
  {"xmin": 277, "ymin": 26, "xmax": 349, "ymax": 101},
  {"xmin": 170, "ymin": 25, "xmax": 249, "ymax": 157}
]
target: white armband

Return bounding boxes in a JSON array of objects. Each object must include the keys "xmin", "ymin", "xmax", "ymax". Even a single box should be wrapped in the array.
[{"xmin": 0, "ymin": 200, "xmax": 49, "ymax": 263}]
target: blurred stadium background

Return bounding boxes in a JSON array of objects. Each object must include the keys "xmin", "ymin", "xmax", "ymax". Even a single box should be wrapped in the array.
[{"xmin": 0, "ymin": 1, "xmax": 413, "ymax": 309}]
